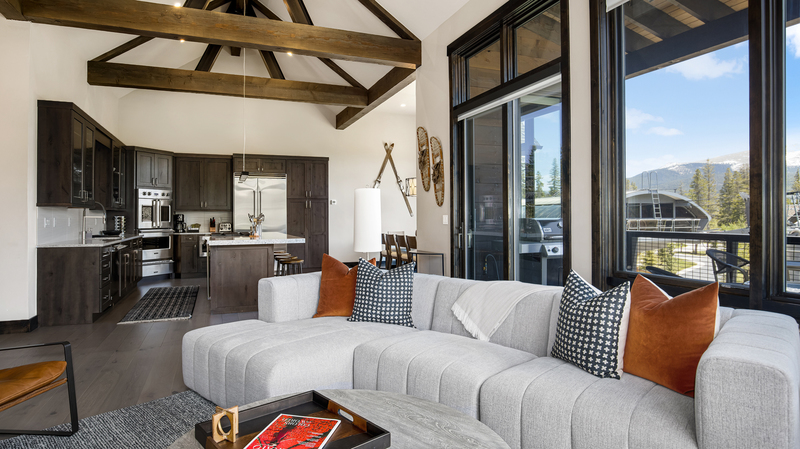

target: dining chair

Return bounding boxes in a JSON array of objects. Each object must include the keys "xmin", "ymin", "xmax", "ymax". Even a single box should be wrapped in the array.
[
  {"xmin": 407, "ymin": 235, "xmax": 417, "ymax": 250},
  {"xmin": 386, "ymin": 234, "xmax": 399, "ymax": 268},
  {"xmin": 396, "ymin": 235, "xmax": 411, "ymax": 265},
  {"xmin": 0, "ymin": 341, "xmax": 79, "ymax": 436},
  {"xmin": 380, "ymin": 234, "xmax": 389, "ymax": 269}
]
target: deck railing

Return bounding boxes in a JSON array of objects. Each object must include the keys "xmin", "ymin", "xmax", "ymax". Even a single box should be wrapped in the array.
[{"xmin": 626, "ymin": 231, "xmax": 800, "ymax": 284}]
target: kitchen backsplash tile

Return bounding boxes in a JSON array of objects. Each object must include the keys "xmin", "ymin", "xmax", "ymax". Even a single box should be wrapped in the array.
[
  {"xmin": 178, "ymin": 211, "xmax": 232, "ymax": 233},
  {"xmin": 37, "ymin": 207, "xmax": 107, "ymax": 245}
]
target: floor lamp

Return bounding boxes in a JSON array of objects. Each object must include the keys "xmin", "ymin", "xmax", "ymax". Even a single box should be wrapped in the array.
[{"xmin": 354, "ymin": 188, "xmax": 382, "ymax": 260}]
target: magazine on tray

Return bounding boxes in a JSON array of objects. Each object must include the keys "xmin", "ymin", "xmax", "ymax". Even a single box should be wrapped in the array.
[{"xmin": 243, "ymin": 413, "xmax": 341, "ymax": 449}]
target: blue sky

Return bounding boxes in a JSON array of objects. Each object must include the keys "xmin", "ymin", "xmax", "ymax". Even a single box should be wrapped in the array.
[{"xmin": 625, "ymin": 23, "xmax": 800, "ymax": 177}]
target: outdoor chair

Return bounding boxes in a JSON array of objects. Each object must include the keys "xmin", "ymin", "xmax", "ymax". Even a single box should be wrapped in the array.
[
  {"xmin": 645, "ymin": 266, "xmax": 681, "ymax": 277},
  {"xmin": 0, "ymin": 341, "xmax": 78, "ymax": 436},
  {"xmin": 706, "ymin": 249, "xmax": 750, "ymax": 283}
]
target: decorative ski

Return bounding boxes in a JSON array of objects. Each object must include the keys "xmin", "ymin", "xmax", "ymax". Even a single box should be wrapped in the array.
[
  {"xmin": 431, "ymin": 136, "xmax": 445, "ymax": 207},
  {"xmin": 417, "ymin": 127, "xmax": 431, "ymax": 192}
]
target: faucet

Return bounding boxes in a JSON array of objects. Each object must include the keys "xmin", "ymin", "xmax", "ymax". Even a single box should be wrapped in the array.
[{"xmin": 81, "ymin": 202, "xmax": 107, "ymax": 243}]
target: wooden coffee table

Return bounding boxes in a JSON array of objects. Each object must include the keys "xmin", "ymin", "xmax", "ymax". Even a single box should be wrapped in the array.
[{"xmin": 169, "ymin": 389, "xmax": 510, "ymax": 449}]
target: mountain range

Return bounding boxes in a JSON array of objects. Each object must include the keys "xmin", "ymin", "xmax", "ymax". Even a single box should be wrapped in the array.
[{"xmin": 627, "ymin": 151, "xmax": 800, "ymax": 192}]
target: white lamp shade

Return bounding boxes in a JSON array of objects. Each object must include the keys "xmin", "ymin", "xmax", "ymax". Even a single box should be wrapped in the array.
[{"xmin": 354, "ymin": 188, "xmax": 382, "ymax": 253}]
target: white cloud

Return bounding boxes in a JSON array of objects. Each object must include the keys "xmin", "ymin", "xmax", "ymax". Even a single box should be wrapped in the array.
[
  {"xmin": 647, "ymin": 126, "xmax": 683, "ymax": 136},
  {"xmin": 788, "ymin": 24, "xmax": 800, "ymax": 59},
  {"xmin": 626, "ymin": 108, "xmax": 663, "ymax": 130},
  {"xmin": 665, "ymin": 53, "xmax": 744, "ymax": 80}
]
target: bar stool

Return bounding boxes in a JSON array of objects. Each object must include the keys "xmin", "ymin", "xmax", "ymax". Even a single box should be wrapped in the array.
[
  {"xmin": 275, "ymin": 253, "xmax": 294, "ymax": 276},
  {"xmin": 284, "ymin": 258, "xmax": 304, "ymax": 275}
]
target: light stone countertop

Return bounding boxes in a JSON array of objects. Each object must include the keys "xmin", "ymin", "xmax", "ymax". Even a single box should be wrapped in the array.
[
  {"xmin": 37, "ymin": 235, "xmax": 142, "ymax": 249},
  {"xmin": 207, "ymin": 232, "xmax": 305, "ymax": 246}
]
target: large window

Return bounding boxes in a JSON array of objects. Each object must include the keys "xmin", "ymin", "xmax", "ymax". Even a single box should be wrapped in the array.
[
  {"xmin": 621, "ymin": 0, "xmax": 750, "ymax": 286},
  {"xmin": 595, "ymin": 0, "xmax": 800, "ymax": 313},
  {"xmin": 450, "ymin": 0, "xmax": 568, "ymax": 285}
]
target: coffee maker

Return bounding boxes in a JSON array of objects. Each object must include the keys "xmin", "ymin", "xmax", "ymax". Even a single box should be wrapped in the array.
[{"xmin": 174, "ymin": 214, "xmax": 187, "ymax": 232}]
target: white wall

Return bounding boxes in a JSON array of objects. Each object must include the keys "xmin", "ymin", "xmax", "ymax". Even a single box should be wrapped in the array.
[
  {"xmin": 0, "ymin": 19, "xmax": 34, "ymax": 321},
  {"xmin": 415, "ymin": 0, "xmax": 593, "ymax": 280},
  {"xmin": 118, "ymin": 90, "xmax": 417, "ymax": 262},
  {"xmin": 0, "ymin": 19, "xmax": 123, "ymax": 322}
]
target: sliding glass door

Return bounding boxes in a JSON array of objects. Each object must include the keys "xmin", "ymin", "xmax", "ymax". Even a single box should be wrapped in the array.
[{"xmin": 464, "ymin": 106, "xmax": 506, "ymax": 281}]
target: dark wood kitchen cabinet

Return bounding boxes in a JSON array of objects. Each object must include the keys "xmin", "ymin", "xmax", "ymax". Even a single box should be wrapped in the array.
[
  {"xmin": 175, "ymin": 156, "xmax": 232, "ymax": 211},
  {"xmin": 175, "ymin": 234, "xmax": 206, "ymax": 277},
  {"xmin": 110, "ymin": 142, "xmax": 126, "ymax": 209},
  {"xmin": 287, "ymin": 198, "xmax": 328, "ymax": 271},
  {"xmin": 286, "ymin": 159, "xmax": 328, "ymax": 199},
  {"xmin": 37, "ymin": 237, "xmax": 141, "ymax": 326},
  {"xmin": 232, "ymin": 155, "xmax": 285, "ymax": 174},
  {"xmin": 135, "ymin": 148, "xmax": 173, "ymax": 189},
  {"xmin": 37, "ymin": 101, "xmax": 117, "ymax": 208}
]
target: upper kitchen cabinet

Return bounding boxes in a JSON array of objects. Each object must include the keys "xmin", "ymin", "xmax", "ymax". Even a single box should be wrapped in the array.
[
  {"xmin": 37, "ymin": 101, "xmax": 125, "ymax": 208},
  {"xmin": 232, "ymin": 155, "xmax": 285, "ymax": 174},
  {"xmin": 286, "ymin": 158, "xmax": 328, "ymax": 200},
  {"xmin": 111, "ymin": 142, "xmax": 126, "ymax": 210},
  {"xmin": 134, "ymin": 148, "xmax": 173, "ymax": 189},
  {"xmin": 175, "ymin": 156, "xmax": 231, "ymax": 211}
]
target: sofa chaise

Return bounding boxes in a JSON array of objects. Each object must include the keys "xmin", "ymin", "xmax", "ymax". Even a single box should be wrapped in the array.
[{"xmin": 182, "ymin": 272, "xmax": 800, "ymax": 449}]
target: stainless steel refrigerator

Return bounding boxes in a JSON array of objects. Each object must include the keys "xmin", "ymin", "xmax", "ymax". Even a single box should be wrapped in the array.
[{"xmin": 233, "ymin": 175, "xmax": 287, "ymax": 234}]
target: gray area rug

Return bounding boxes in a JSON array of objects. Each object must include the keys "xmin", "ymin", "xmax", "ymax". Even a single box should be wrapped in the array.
[
  {"xmin": 119, "ymin": 286, "xmax": 199, "ymax": 324},
  {"xmin": 0, "ymin": 391, "xmax": 215, "ymax": 449}
]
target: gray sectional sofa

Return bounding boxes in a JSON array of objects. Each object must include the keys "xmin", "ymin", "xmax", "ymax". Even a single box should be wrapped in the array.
[{"xmin": 182, "ymin": 272, "xmax": 800, "ymax": 449}]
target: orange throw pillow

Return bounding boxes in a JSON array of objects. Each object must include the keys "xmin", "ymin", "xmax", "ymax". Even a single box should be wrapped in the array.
[
  {"xmin": 314, "ymin": 254, "xmax": 376, "ymax": 318},
  {"xmin": 623, "ymin": 275, "xmax": 719, "ymax": 397}
]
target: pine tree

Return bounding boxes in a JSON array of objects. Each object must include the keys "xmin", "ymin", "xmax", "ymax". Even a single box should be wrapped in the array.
[
  {"xmin": 793, "ymin": 169, "xmax": 800, "ymax": 192},
  {"xmin": 535, "ymin": 171, "xmax": 545, "ymax": 198},
  {"xmin": 717, "ymin": 168, "xmax": 737, "ymax": 226},
  {"xmin": 701, "ymin": 159, "xmax": 718, "ymax": 219},
  {"xmin": 689, "ymin": 169, "xmax": 705, "ymax": 205},
  {"xmin": 548, "ymin": 158, "xmax": 561, "ymax": 197},
  {"xmin": 523, "ymin": 150, "xmax": 537, "ymax": 218}
]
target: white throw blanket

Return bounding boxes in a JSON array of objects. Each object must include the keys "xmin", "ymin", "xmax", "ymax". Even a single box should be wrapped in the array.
[{"xmin": 452, "ymin": 281, "xmax": 560, "ymax": 341}]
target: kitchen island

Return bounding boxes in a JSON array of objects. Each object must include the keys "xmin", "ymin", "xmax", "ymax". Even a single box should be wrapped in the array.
[{"xmin": 207, "ymin": 232, "xmax": 305, "ymax": 314}]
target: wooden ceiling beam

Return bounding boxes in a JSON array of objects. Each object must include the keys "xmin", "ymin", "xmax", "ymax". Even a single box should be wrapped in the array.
[
  {"xmin": 624, "ymin": 27, "xmax": 656, "ymax": 53},
  {"xmin": 269, "ymin": 0, "xmax": 365, "ymax": 88},
  {"xmin": 624, "ymin": 1, "xmax": 690, "ymax": 40},
  {"xmin": 92, "ymin": 36, "xmax": 153, "ymax": 62},
  {"xmin": 87, "ymin": 61, "xmax": 369, "ymax": 107},
  {"xmin": 205, "ymin": 0, "xmax": 230, "ymax": 11},
  {"xmin": 355, "ymin": 0, "xmax": 418, "ymax": 41},
  {"xmin": 665, "ymin": 0, "xmax": 734, "ymax": 23},
  {"xmin": 90, "ymin": 0, "xmax": 210, "ymax": 63},
  {"xmin": 19, "ymin": 0, "xmax": 421, "ymax": 68},
  {"xmin": 251, "ymin": 0, "xmax": 281, "ymax": 21},
  {"xmin": 283, "ymin": 0, "xmax": 312, "ymax": 25},
  {"xmin": 336, "ymin": 67, "xmax": 415, "ymax": 130},
  {"xmin": 0, "ymin": 0, "xmax": 24, "ymax": 20},
  {"xmin": 244, "ymin": 2, "xmax": 284, "ymax": 79},
  {"xmin": 195, "ymin": 44, "xmax": 223, "ymax": 71}
]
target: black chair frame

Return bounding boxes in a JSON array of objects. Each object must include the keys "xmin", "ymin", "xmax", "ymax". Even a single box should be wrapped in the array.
[
  {"xmin": 0, "ymin": 341, "xmax": 78, "ymax": 436},
  {"xmin": 706, "ymin": 249, "xmax": 750, "ymax": 283}
]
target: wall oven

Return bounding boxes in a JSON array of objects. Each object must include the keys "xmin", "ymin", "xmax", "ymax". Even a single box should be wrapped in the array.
[
  {"xmin": 137, "ymin": 188, "xmax": 173, "ymax": 231},
  {"xmin": 141, "ymin": 231, "xmax": 173, "ymax": 262}
]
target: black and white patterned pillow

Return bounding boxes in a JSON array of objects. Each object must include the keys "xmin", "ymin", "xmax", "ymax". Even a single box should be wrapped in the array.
[
  {"xmin": 349, "ymin": 258, "xmax": 416, "ymax": 327},
  {"xmin": 550, "ymin": 271, "xmax": 631, "ymax": 379}
]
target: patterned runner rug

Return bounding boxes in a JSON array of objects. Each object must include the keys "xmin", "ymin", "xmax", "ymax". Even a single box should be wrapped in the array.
[
  {"xmin": 0, "ymin": 391, "xmax": 215, "ymax": 449},
  {"xmin": 119, "ymin": 286, "xmax": 199, "ymax": 324}
]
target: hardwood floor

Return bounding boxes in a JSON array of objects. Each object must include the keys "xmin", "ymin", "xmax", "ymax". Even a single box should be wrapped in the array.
[{"xmin": 0, "ymin": 277, "xmax": 255, "ymax": 433}]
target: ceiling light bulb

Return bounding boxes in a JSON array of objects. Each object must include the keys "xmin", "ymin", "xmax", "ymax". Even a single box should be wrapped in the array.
[
  {"xmin": 180, "ymin": 39, "xmax": 185, "ymax": 43},
  {"xmin": 174, "ymin": 2, "xmax": 181, "ymax": 6},
  {"xmin": 287, "ymin": 52, "xmax": 293, "ymax": 56},
  {"xmin": 401, "ymin": 104, "xmax": 406, "ymax": 107}
]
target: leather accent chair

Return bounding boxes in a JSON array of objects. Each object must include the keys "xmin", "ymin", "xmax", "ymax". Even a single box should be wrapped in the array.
[{"xmin": 0, "ymin": 341, "xmax": 78, "ymax": 436}]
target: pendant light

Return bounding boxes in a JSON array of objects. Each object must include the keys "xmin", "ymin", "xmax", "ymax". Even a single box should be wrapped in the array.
[{"xmin": 238, "ymin": 0, "xmax": 249, "ymax": 183}]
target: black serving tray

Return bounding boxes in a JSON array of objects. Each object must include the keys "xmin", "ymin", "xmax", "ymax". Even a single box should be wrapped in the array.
[{"xmin": 195, "ymin": 391, "xmax": 390, "ymax": 449}]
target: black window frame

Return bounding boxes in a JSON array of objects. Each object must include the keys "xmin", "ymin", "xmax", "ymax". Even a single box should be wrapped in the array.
[
  {"xmin": 591, "ymin": 0, "xmax": 800, "ymax": 316},
  {"xmin": 448, "ymin": 0, "xmax": 571, "ymax": 282}
]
